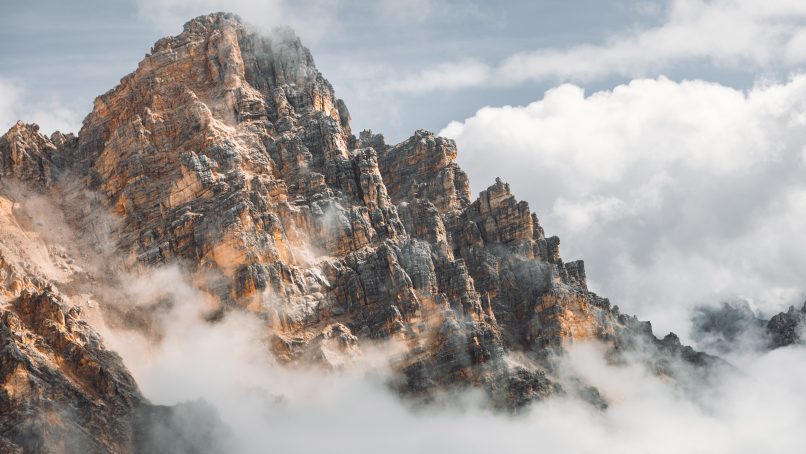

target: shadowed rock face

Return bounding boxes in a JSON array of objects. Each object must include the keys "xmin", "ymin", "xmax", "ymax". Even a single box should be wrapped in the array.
[
  {"xmin": 690, "ymin": 300, "xmax": 806, "ymax": 352},
  {"xmin": 766, "ymin": 303, "xmax": 806, "ymax": 349},
  {"xmin": 0, "ymin": 12, "xmax": 717, "ymax": 450}
]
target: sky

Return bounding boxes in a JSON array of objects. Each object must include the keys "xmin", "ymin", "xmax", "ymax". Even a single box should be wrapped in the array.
[
  {"xmin": 0, "ymin": 0, "xmax": 728, "ymax": 140},
  {"xmin": 3, "ymin": 0, "xmax": 806, "ymax": 337}
]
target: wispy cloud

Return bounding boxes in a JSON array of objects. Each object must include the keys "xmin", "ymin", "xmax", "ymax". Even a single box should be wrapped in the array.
[
  {"xmin": 382, "ymin": 60, "xmax": 492, "ymax": 93},
  {"xmin": 0, "ymin": 78, "xmax": 82, "ymax": 134},
  {"xmin": 134, "ymin": 0, "xmax": 342, "ymax": 42},
  {"xmin": 383, "ymin": 0, "xmax": 806, "ymax": 93},
  {"xmin": 495, "ymin": 0, "xmax": 806, "ymax": 84}
]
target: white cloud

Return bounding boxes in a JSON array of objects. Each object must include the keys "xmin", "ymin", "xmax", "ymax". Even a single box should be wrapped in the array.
[
  {"xmin": 382, "ymin": 60, "xmax": 492, "ymax": 94},
  {"xmin": 135, "ymin": 0, "xmax": 343, "ymax": 43},
  {"xmin": 102, "ymin": 265, "xmax": 806, "ymax": 454},
  {"xmin": 441, "ymin": 75, "xmax": 806, "ymax": 338},
  {"xmin": 384, "ymin": 0, "xmax": 806, "ymax": 92},
  {"xmin": 552, "ymin": 196, "xmax": 626, "ymax": 233},
  {"xmin": 0, "ymin": 78, "xmax": 82, "ymax": 134}
]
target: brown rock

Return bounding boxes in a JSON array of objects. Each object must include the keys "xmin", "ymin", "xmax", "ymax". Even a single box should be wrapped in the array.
[
  {"xmin": 0, "ymin": 122, "xmax": 76, "ymax": 189},
  {"xmin": 0, "ymin": 290, "xmax": 143, "ymax": 452},
  {"xmin": 0, "ymin": 13, "xmax": 713, "ymax": 427}
]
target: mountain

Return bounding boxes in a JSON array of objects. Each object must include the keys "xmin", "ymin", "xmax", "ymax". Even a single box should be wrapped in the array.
[
  {"xmin": 692, "ymin": 299, "xmax": 806, "ymax": 353},
  {"xmin": 0, "ymin": 12, "xmax": 722, "ymax": 452}
]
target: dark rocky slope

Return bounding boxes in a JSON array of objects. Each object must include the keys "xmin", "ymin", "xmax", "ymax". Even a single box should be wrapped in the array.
[{"xmin": 692, "ymin": 300, "xmax": 806, "ymax": 352}]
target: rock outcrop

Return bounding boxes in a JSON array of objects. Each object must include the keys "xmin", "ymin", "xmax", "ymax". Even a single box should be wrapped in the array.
[
  {"xmin": 0, "ymin": 122, "xmax": 76, "ymax": 189},
  {"xmin": 0, "ymin": 12, "xmax": 721, "ymax": 450},
  {"xmin": 0, "ymin": 288, "xmax": 233, "ymax": 453},
  {"xmin": 0, "ymin": 290, "xmax": 142, "ymax": 452},
  {"xmin": 691, "ymin": 300, "xmax": 806, "ymax": 352},
  {"xmin": 766, "ymin": 302, "xmax": 806, "ymax": 349}
]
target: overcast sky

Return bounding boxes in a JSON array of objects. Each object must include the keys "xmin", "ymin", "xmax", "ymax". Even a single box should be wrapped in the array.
[
  {"xmin": 3, "ymin": 0, "xmax": 806, "ymax": 338},
  {"xmin": 0, "ymin": 0, "xmax": 760, "ymax": 139}
]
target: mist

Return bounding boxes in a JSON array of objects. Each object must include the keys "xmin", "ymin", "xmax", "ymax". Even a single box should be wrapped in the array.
[
  {"xmin": 3, "ymin": 165, "xmax": 798, "ymax": 454},
  {"xmin": 89, "ymin": 264, "xmax": 806, "ymax": 454}
]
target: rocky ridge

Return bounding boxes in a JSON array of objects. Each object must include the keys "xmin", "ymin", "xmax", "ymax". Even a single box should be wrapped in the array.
[
  {"xmin": 692, "ymin": 300, "xmax": 806, "ymax": 352},
  {"xmin": 0, "ymin": 12, "xmax": 718, "ymax": 452}
]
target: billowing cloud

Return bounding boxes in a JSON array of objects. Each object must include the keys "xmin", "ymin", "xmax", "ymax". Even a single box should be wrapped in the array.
[
  {"xmin": 441, "ymin": 76, "xmax": 806, "ymax": 338},
  {"xmin": 494, "ymin": 0, "xmax": 806, "ymax": 84},
  {"xmin": 382, "ymin": 59, "xmax": 492, "ymax": 93}
]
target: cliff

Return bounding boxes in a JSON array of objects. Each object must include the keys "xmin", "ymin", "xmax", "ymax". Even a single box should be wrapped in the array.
[{"xmin": 0, "ymin": 13, "xmax": 716, "ymax": 451}]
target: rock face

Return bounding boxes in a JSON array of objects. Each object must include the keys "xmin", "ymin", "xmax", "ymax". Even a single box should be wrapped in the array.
[
  {"xmin": 0, "ymin": 289, "xmax": 231, "ymax": 452},
  {"xmin": 0, "ymin": 12, "xmax": 718, "ymax": 450},
  {"xmin": 65, "ymin": 13, "xmax": 625, "ymax": 382},
  {"xmin": 0, "ymin": 122, "xmax": 76, "ymax": 189},
  {"xmin": 691, "ymin": 300, "xmax": 806, "ymax": 352},
  {"xmin": 0, "ymin": 290, "xmax": 142, "ymax": 452},
  {"xmin": 766, "ymin": 303, "xmax": 806, "ymax": 349}
]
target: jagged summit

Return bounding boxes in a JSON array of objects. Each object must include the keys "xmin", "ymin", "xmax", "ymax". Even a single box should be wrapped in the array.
[
  {"xmin": 0, "ymin": 121, "xmax": 76, "ymax": 187},
  {"xmin": 0, "ymin": 13, "xmax": 717, "ymax": 452}
]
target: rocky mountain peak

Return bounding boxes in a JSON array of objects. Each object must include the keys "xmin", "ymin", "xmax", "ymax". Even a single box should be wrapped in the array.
[
  {"xmin": 0, "ymin": 121, "xmax": 76, "ymax": 188},
  {"xmin": 0, "ymin": 12, "xmax": 722, "ymax": 452}
]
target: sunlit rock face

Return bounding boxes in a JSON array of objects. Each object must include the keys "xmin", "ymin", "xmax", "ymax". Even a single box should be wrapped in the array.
[
  {"xmin": 0, "ymin": 290, "xmax": 143, "ymax": 452},
  {"xmin": 0, "ymin": 122, "xmax": 76, "ymax": 189},
  {"xmin": 1, "ymin": 10, "xmax": 619, "ymax": 398},
  {"xmin": 0, "ymin": 12, "xmax": 711, "ymax": 450},
  {"xmin": 0, "ymin": 291, "xmax": 234, "ymax": 453}
]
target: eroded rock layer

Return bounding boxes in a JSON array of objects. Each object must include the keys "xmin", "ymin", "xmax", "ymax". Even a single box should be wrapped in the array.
[
  {"xmin": 0, "ymin": 290, "xmax": 141, "ymax": 452},
  {"xmin": 70, "ymin": 12, "xmax": 620, "ymax": 360}
]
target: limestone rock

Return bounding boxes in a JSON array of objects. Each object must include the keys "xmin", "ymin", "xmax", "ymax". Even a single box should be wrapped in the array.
[
  {"xmin": 690, "ymin": 300, "xmax": 806, "ymax": 351},
  {"xmin": 0, "ymin": 290, "xmax": 143, "ymax": 452},
  {"xmin": 0, "ymin": 122, "xmax": 76, "ymax": 189},
  {"xmin": 378, "ymin": 130, "xmax": 471, "ymax": 213},
  {"xmin": 0, "ymin": 12, "xmax": 721, "ymax": 437},
  {"xmin": 0, "ymin": 288, "xmax": 235, "ymax": 453}
]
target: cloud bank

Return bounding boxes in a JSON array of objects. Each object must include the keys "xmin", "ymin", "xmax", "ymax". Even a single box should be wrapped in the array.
[
  {"xmin": 101, "ymin": 270, "xmax": 806, "ymax": 454},
  {"xmin": 441, "ymin": 76, "xmax": 806, "ymax": 338}
]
